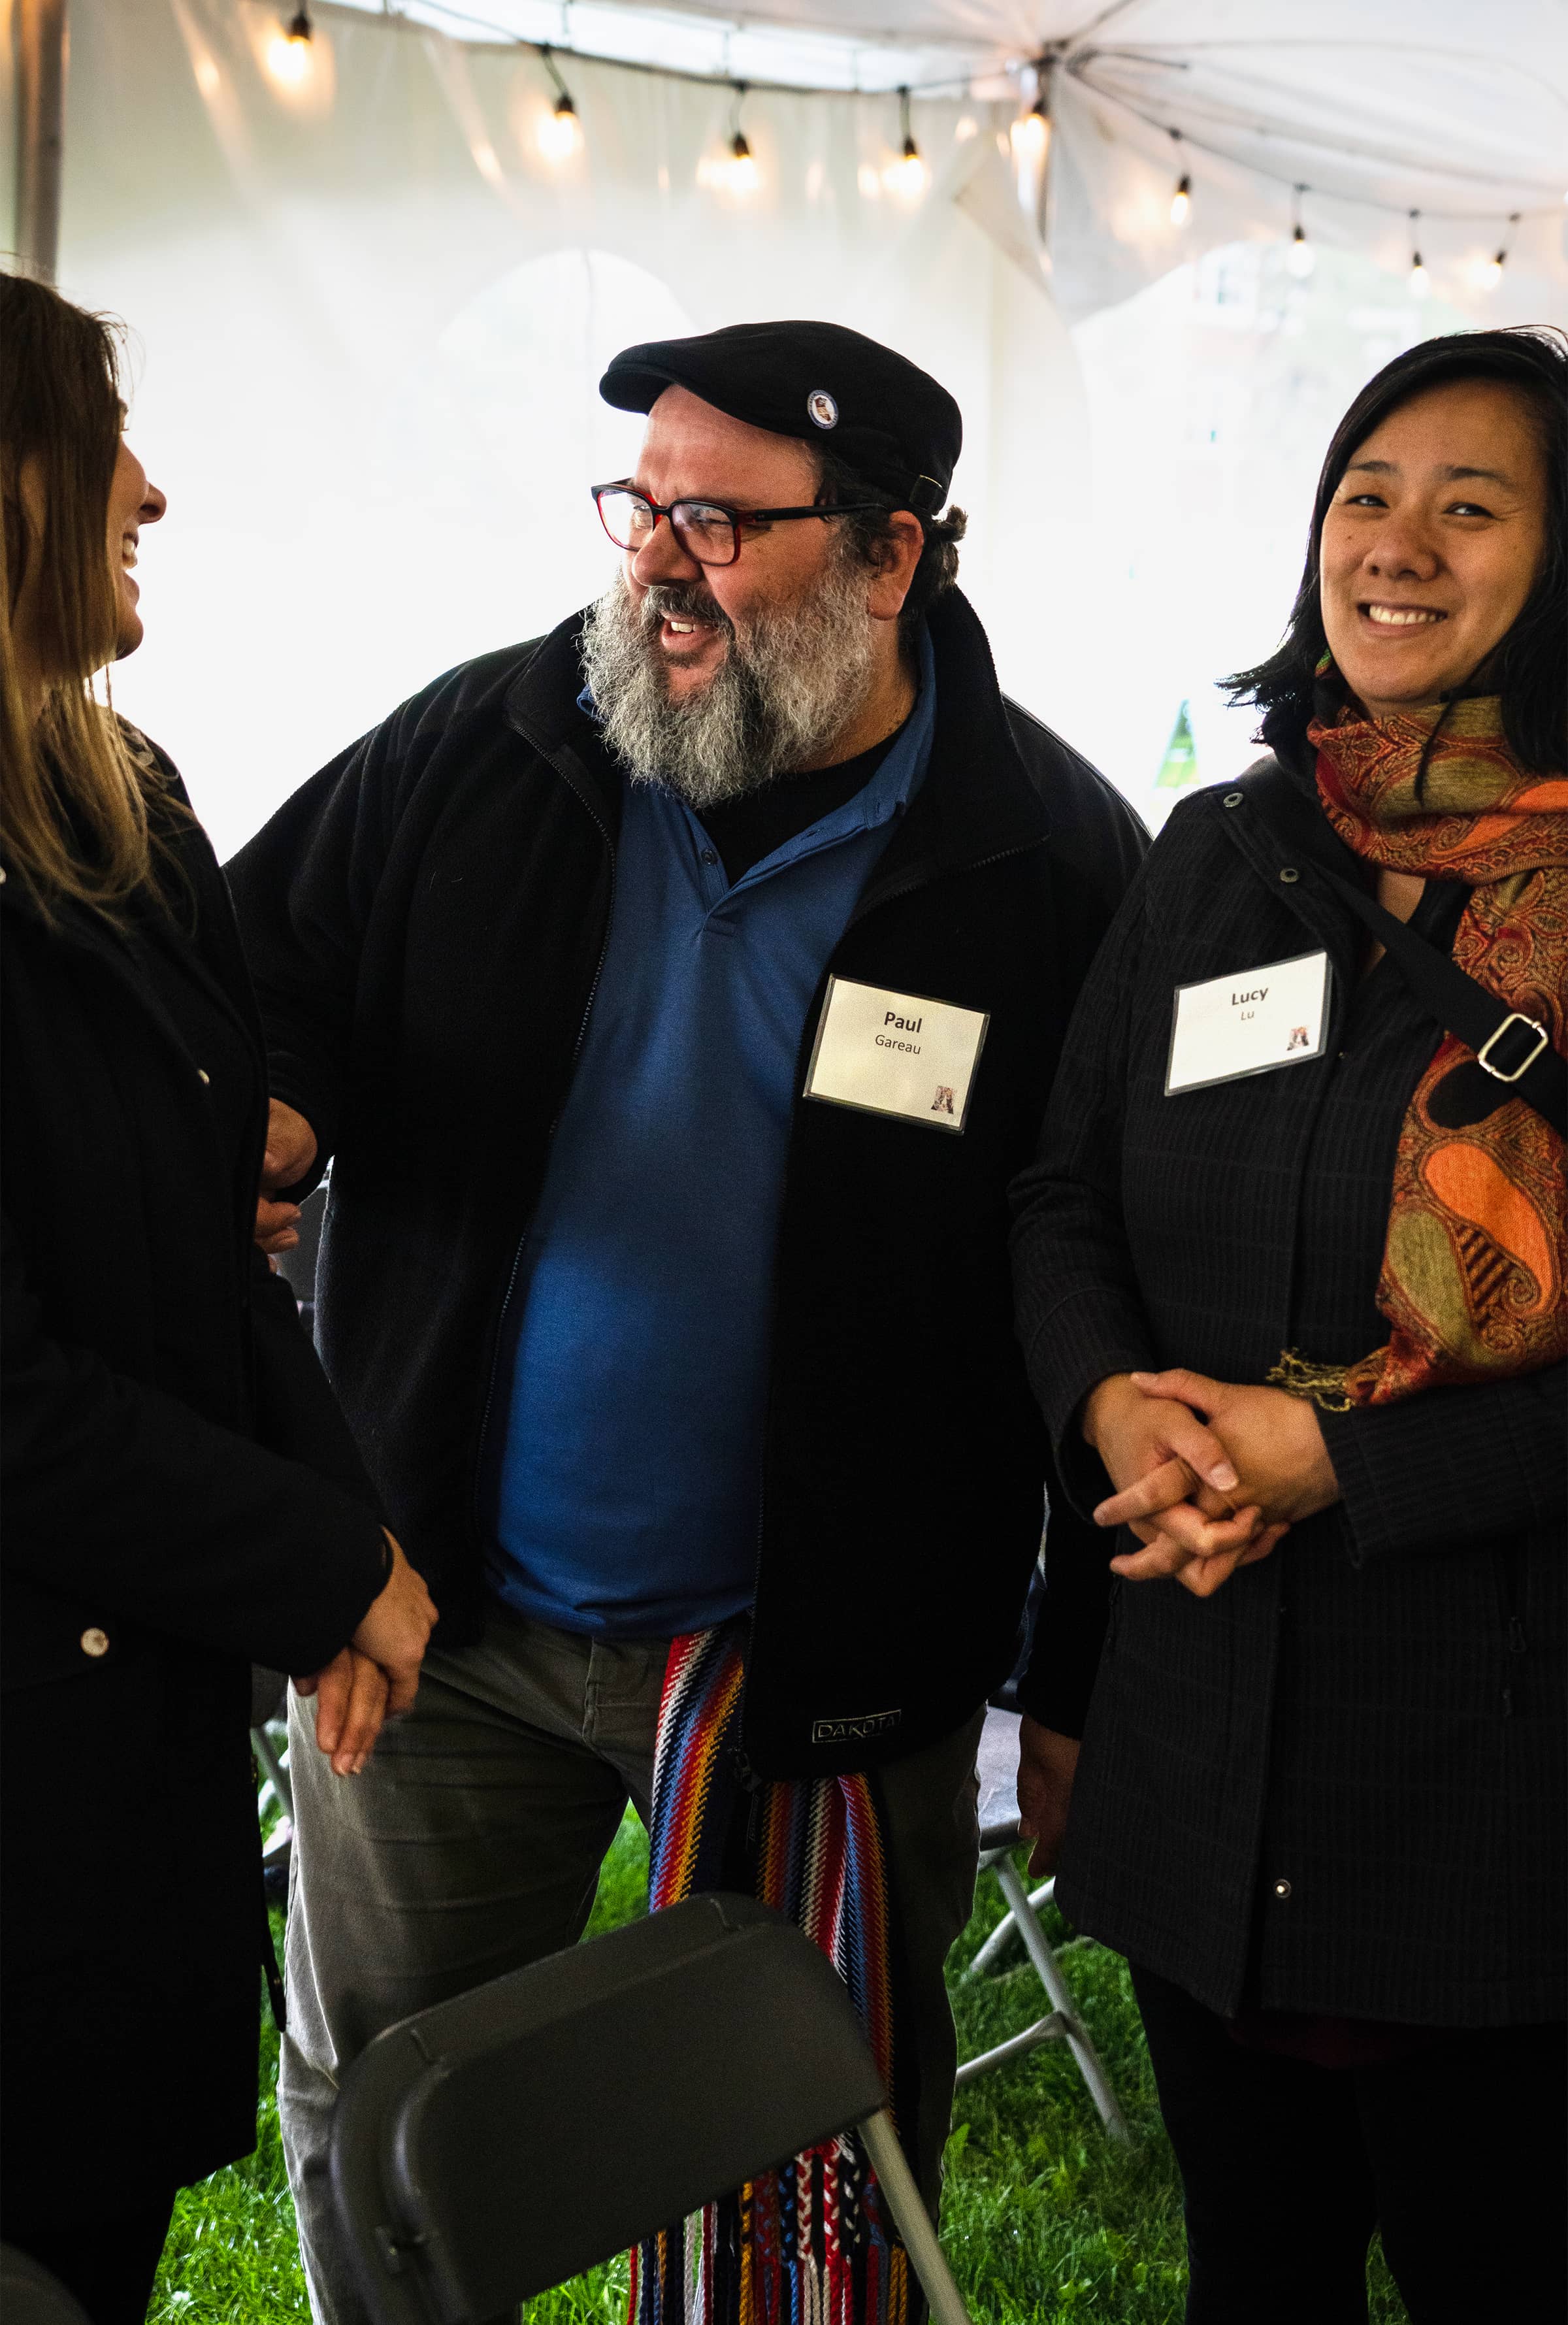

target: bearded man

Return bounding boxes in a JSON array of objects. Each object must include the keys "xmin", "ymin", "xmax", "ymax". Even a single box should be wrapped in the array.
[{"xmin": 229, "ymin": 322, "xmax": 1145, "ymax": 2325}]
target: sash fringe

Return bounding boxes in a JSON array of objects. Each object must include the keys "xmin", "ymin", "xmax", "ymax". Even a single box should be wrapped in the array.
[{"xmin": 632, "ymin": 1620, "xmax": 913, "ymax": 2325}]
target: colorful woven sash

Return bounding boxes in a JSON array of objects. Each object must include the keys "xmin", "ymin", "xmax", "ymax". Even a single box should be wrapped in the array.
[
  {"xmin": 1308, "ymin": 694, "xmax": 1568, "ymax": 1403},
  {"xmin": 632, "ymin": 1622, "xmax": 912, "ymax": 2325}
]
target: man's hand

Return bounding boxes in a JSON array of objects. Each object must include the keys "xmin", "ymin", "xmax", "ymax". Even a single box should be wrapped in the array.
[
  {"xmin": 1083, "ymin": 1373, "xmax": 1288, "ymax": 1599},
  {"xmin": 350, "ymin": 1532, "xmax": 438, "ymax": 1717},
  {"xmin": 255, "ymin": 1098, "xmax": 319, "ymax": 1255},
  {"xmin": 294, "ymin": 1648, "xmax": 390, "ymax": 1777},
  {"xmin": 1016, "ymin": 1717, "xmax": 1080, "ymax": 1880}
]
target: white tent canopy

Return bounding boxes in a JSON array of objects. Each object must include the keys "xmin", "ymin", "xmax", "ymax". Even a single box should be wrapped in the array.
[{"xmin": 11, "ymin": 0, "xmax": 1566, "ymax": 851}]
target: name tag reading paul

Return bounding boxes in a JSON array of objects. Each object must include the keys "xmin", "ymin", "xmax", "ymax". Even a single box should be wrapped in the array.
[
  {"xmin": 804, "ymin": 977, "xmax": 990, "ymax": 1133},
  {"xmin": 1166, "ymin": 949, "xmax": 1332, "ymax": 1097}
]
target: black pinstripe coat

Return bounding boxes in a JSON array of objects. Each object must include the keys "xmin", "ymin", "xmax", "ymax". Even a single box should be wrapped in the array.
[{"xmin": 1010, "ymin": 754, "xmax": 1565, "ymax": 2026}]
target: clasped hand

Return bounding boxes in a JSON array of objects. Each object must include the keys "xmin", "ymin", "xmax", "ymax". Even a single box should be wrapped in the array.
[
  {"xmin": 292, "ymin": 1532, "xmax": 438, "ymax": 1776},
  {"xmin": 1083, "ymin": 1369, "xmax": 1341, "ymax": 1598}
]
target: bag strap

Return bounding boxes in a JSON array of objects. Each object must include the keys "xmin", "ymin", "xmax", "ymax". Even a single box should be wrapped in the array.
[{"xmin": 1243, "ymin": 761, "xmax": 1566, "ymax": 1139}]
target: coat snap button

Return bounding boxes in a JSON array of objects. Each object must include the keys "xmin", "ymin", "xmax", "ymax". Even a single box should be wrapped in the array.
[
  {"xmin": 80, "ymin": 1627, "xmax": 110, "ymax": 1658},
  {"xmin": 1273, "ymin": 1877, "xmax": 1293, "ymax": 1900},
  {"xmin": 1223, "ymin": 791, "xmax": 1244, "ymax": 808},
  {"xmin": 699, "ymin": 848, "xmax": 718, "ymax": 867},
  {"xmin": 1279, "ymin": 867, "xmax": 1300, "ymax": 883}
]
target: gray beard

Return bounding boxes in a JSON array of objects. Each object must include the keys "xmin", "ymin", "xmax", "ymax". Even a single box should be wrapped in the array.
[{"xmin": 578, "ymin": 559, "xmax": 880, "ymax": 809}]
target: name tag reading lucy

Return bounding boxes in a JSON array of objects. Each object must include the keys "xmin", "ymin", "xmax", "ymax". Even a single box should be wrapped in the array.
[
  {"xmin": 804, "ymin": 977, "xmax": 989, "ymax": 1133},
  {"xmin": 1166, "ymin": 949, "xmax": 1332, "ymax": 1097}
]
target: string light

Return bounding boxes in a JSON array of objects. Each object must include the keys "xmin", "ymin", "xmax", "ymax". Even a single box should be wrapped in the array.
[
  {"xmin": 726, "ymin": 83, "xmax": 759, "ymax": 195},
  {"xmin": 536, "ymin": 45, "xmax": 582, "ymax": 160},
  {"xmin": 265, "ymin": 5, "xmax": 315, "ymax": 89},
  {"xmin": 1011, "ymin": 61, "xmax": 1052, "ymax": 170},
  {"xmin": 1479, "ymin": 212, "xmax": 1520, "ymax": 289},
  {"xmin": 1169, "ymin": 131, "xmax": 1191, "ymax": 227},
  {"xmin": 1284, "ymin": 183, "xmax": 1315, "ymax": 278},
  {"xmin": 1408, "ymin": 210, "xmax": 1429, "ymax": 297},
  {"xmin": 889, "ymin": 87, "xmax": 927, "ymax": 197}
]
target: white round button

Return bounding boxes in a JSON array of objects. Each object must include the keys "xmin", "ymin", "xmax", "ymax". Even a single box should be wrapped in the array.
[
  {"xmin": 197, "ymin": 1068, "xmax": 211, "ymax": 1085},
  {"xmin": 80, "ymin": 1627, "xmax": 110, "ymax": 1658}
]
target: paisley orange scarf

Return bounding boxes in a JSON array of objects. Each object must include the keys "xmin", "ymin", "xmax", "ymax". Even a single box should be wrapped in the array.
[{"xmin": 1307, "ymin": 696, "xmax": 1568, "ymax": 1404}]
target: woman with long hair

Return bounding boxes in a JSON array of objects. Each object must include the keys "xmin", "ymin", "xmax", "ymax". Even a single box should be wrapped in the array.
[
  {"xmin": 1011, "ymin": 326, "xmax": 1565, "ymax": 2319},
  {"xmin": 1, "ymin": 272, "xmax": 437, "ymax": 2322}
]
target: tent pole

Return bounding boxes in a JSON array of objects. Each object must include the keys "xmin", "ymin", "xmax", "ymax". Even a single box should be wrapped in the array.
[{"xmin": 14, "ymin": 0, "xmax": 69, "ymax": 285}]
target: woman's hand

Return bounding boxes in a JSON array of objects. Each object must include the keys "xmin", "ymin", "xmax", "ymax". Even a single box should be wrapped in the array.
[
  {"xmin": 1083, "ymin": 1374, "xmax": 1289, "ymax": 1598},
  {"xmin": 255, "ymin": 1098, "xmax": 318, "ymax": 1255},
  {"xmin": 350, "ymin": 1532, "xmax": 437, "ymax": 1717},
  {"xmin": 1124, "ymin": 1371, "xmax": 1341, "ymax": 1527},
  {"xmin": 293, "ymin": 1648, "xmax": 390, "ymax": 1777},
  {"xmin": 291, "ymin": 1534, "xmax": 436, "ymax": 1772}
]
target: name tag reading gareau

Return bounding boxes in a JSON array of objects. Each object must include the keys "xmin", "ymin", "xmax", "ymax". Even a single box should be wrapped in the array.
[
  {"xmin": 1166, "ymin": 949, "xmax": 1332, "ymax": 1097},
  {"xmin": 804, "ymin": 977, "xmax": 990, "ymax": 1133}
]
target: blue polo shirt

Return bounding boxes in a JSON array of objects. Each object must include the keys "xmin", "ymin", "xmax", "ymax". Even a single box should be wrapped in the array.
[{"xmin": 483, "ymin": 632, "xmax": 936, "ymax": 1638}]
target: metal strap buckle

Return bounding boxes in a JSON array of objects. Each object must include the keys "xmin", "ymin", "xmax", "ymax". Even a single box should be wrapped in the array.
[{"xmin": 1476, "ymin": 1011, "xmax": 1550, "ymax": 1083}]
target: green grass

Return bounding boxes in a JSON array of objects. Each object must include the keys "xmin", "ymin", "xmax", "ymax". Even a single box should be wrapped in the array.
[{"xmin": 150, "ymin": 1810, "xmax": 1409, "ymax": 2324}]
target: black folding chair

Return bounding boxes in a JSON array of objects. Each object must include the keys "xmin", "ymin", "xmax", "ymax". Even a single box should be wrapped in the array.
[
  {"xmin": 0, "ymin": 2245, "xmax": 93, "ymax": 2325},
  {"xmin": 330, "ymin": 1892, "xmax": 973, "ymax": 2325}
]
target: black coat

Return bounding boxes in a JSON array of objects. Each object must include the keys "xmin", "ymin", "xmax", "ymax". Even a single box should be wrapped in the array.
[
  {"xmin": 1010, "ymin": 757, "xmax": 1565, "ymax": 2026},
  {"xmin": 226, "ymin": 591, "xmax": 1148, "ymax": 1777},
  {"xmin": 1, "ymin": 774, "xmax": 389, "ymax": 2208}
]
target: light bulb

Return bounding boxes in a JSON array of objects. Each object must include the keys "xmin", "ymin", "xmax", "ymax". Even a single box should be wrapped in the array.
[
  {"xmin": 727, "ymin": 133, "xmax": 759, "ymax": 195},
  {"xmin": 1480, "ymin": 250, "xmax": 1505, "ymax": 289},
  {"xmin": 265, "ymin": 8, "xmax": 315, "ymax": 88},
  {"xmin": 538, "ymin": 95, "xmax": 581, "ymax": 161},
  {"xmin": 1011, "ymin": 107, "xmax": 1050, "ymax": 167},
  {"xmin": 1170, "ymin": 173, "xmax": 1192, "ymax": 228},
  {"xmin": 1409, "ymin": 256, "xmax": 1429, "ymax": 298},
  {"xmin": 265, "ymin": 33, "xmax": 312, "ymax": 87},
  {"xmin": 888, "ymin": 137, "xmax": 927, "ymax": 197},
  {"xmin": 1286, "ymin": 224, "xmax": 1315, "ymax": 279}
]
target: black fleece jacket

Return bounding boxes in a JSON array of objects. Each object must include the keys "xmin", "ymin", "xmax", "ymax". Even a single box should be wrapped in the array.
[{"xmin": 227, "ymin": 589, "xmax": 1147, "ymax": 1775}]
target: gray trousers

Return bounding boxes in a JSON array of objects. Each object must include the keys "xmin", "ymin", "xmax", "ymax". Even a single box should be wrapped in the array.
[{"xmin": 280, "ymin": 1600, "xmax": 983, "ymax": 2325}]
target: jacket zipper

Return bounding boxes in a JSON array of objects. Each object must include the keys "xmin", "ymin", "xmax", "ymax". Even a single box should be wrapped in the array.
[
  {"xmin": 470, "ymin": 779, "xmax": 618, "ymax": 1541},
  {"xmin": 1496, "ymin": 1548, "xmax": 1527, "ymax": 1718},
  {"xmin": 737, "ymin": 829, "xmax": 1046, "ymax": 1764}
]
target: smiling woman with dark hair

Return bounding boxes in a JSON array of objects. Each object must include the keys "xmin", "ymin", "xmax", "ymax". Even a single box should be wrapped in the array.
[{"xmin": 1010, "ymin": 327, "xmax": 1566, "ymax": 2324}]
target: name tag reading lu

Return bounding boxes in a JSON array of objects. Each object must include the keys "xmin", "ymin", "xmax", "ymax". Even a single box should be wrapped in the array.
[
  {"xmin": 1166, "ymin": 949, "xmax": 1332, "ymax": 1097},
  {"xmin": 804, "ymin": 977, "xmax": 989, "ymax": 1133}
]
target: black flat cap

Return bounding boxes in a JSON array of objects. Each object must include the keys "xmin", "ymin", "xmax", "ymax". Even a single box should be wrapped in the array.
[{"xmin": 599, "ymin": 320, "xmax": 961, "ymax": 518}]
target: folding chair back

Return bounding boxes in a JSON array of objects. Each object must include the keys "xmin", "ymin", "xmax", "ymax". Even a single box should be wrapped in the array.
[
  {"xmin": 331, "ymin": 1893, "xmax": 890, "ymax": 2325},
  {"xmin": 0, "ymin": 2245, "xmax": 93, "ymax": 2325}
]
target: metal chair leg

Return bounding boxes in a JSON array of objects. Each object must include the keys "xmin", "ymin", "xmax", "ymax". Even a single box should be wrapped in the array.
[
  {"xmin": 990, "ymin": 1857, "xmax": 1128, "ymax": 2139},
  {"xmin": 858, "ymin": 2109, "xmax": 973, "ymax": 2325},
  {"xmin": 963, "ymin": 1865, "xmax": 1056, "ymax": 1981},
  {"xmin": 252, "ymin": 1722, "xmax": 293, "ymax": 1821}
]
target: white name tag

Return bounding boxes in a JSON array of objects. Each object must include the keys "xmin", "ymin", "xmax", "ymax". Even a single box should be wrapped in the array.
[
  {"xmin": 804, "ymin": 977, "xmax": 989, "ymax": 1133},
  {"xmin": 1166, "ymin": 949, "xmax": 1332, "ymax": 1096}
]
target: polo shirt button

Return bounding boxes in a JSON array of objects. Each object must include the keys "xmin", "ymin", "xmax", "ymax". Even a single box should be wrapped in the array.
[
  {"xmin": 699, "ymin": 848, "xmax": 718, "ymax": 867},
  {"xmin": 1223, "ymin": 791, "xmax": 1244, "ymax": 808},
  {"xmin": 1279, "ymin": 867, "xmax": 1300, "ymax": 884},
  {"xmin": 80, "ymin": 1627, "xmax": 110, "ymax": 1658},
  {"xmin": 197, "ymin": 1068, "xmax": 211, "ymax": 1084},
  {"xmin": 1272, "ymin": 1877, "xmax": 1292, "ymax": 1900}
]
